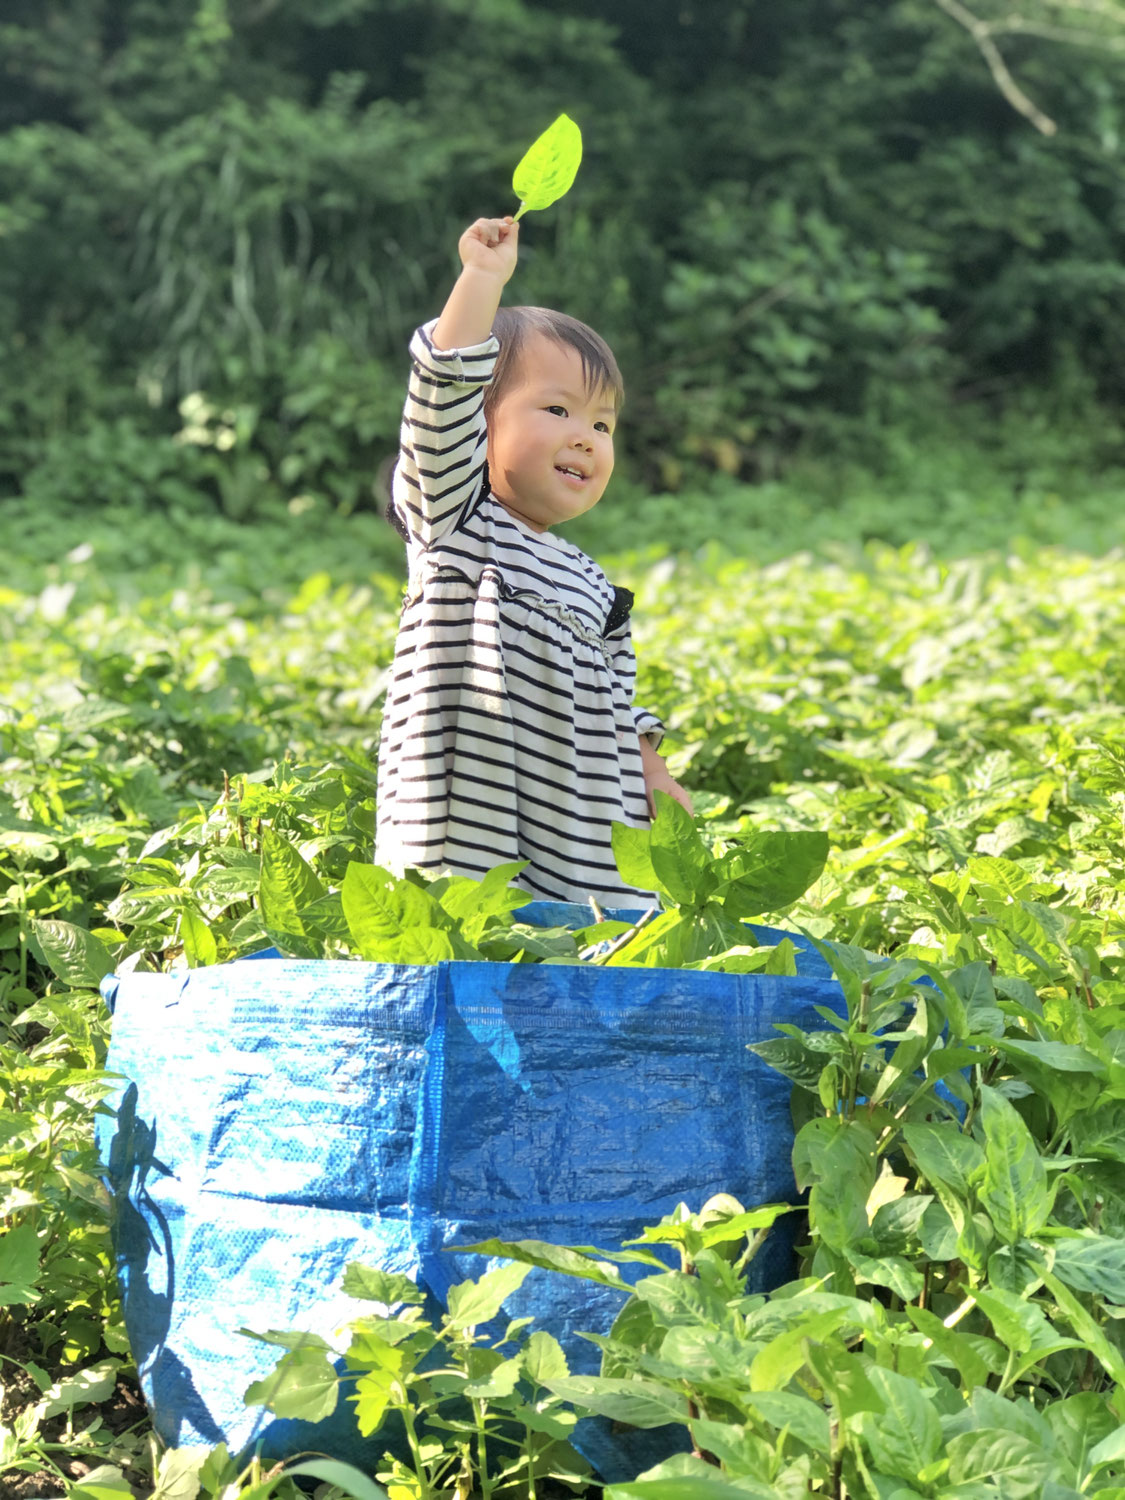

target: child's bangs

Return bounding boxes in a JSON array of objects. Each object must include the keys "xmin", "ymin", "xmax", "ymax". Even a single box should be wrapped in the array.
[{"xmin": 488, "ymin": 306, "xmax": 624, "ymax": 415}]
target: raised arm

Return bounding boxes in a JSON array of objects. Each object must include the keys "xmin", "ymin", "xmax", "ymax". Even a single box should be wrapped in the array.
[
  {"xmin": 433, "ymin": 216, "xmax": 519, "ymax": 349},
  {"xmin": 392, "ymin": 217, "xmax": 520, "ymax": 549}
]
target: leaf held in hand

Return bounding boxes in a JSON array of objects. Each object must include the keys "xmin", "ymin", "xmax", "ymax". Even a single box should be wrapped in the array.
[{"xmin": 512, "ymin": 113, "xmax": 583, "ymax": 220}]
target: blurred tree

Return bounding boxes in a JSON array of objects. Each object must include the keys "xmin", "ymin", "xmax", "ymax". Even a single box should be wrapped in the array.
[
  {"xmin": 3, "ymin": 0, "xmax": 1125, "ymax": 507},
  {"xmin": 930, "ymin": 0, "xmax": 1125, "ymax": 134}
]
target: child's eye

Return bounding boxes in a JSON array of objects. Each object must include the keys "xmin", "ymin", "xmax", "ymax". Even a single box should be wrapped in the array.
[
  {"xmin": 595, "ymin": 421, "xmax": 612, "ymax": 434},
  {"xmin": 546, "ymin": 404, "xmax": 568, "ymax": 417}
]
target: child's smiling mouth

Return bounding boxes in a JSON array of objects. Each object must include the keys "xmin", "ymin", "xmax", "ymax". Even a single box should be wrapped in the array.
[{"xmin": 555, "ymin": 464, "xmax": 589, "ymax": 483}]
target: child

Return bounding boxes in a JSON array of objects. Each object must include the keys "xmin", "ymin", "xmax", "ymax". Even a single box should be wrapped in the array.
[{"xmin": 376, "ymin": 215, "xmax": 691, "ymax": 905}]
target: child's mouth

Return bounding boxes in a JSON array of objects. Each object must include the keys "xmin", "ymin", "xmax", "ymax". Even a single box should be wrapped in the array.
[{"xmin": 555, "ymin": 465, "xmax": 588, "ymax": 485}]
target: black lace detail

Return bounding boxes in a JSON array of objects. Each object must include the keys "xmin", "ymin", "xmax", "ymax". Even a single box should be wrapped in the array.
[{"xmin": 603, "ymin": 585, "xmax": 635, "ymax": 638}]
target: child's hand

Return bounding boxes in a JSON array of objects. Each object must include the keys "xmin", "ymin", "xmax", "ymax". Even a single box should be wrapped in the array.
[
  {"xmin": 639, "ymin": 736, "xmax": 695, "ymax": 819},
  {"xmin": 458, "ymin": 216, "xmax": 519, "ymax": 284}
]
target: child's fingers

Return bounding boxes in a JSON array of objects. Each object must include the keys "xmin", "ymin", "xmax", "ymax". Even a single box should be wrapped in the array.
[{"xmin": 466, "ymin": 217, "xmax": 517, "ymax": 248}]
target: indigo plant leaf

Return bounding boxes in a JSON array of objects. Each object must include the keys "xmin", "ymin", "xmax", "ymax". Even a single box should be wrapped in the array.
[{"xmin": 512, "ymin": 113, "xmax": 582, "ymax": 220}]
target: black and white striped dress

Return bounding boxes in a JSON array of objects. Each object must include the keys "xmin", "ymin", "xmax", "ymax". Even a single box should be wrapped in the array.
[{"xmin": 375, "ymin": 320, "xmax": 663, "ymax": 905}]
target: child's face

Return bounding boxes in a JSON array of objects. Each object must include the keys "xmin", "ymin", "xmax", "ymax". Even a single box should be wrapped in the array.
[{"xmin": 486, "ymin": 334, "xmax": 616, "ymax": 532}]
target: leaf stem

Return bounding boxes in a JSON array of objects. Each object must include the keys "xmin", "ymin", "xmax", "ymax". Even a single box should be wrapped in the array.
[
  {"xmin": 590, "ymin": 905, "xmax": 659, "ymax": 965},
  {"xmin": 396, "ymin": 1386, "xmax": 434, "ymax": 1500},
  {"xmin": 943, "ymin": 1293, "xmax": 977, "ymax": 1329},
  {"xmin": 474, "ymin": 1397, "xmax": 494, "ymax": 1500}
]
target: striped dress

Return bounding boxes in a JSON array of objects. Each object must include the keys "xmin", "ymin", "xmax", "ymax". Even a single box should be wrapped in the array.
[{"xmin": 375, "ymin": 319, "xmax": 663, "ymax": 905}]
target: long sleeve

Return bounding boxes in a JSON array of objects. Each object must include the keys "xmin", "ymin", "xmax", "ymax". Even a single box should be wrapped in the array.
[
  {"xmin": 391, "ymin": 318, "xmax": 499, "ymax": 550},
  {"xmin": 607, "ymin": 622, "xmax": 665, "ymax": 750}
]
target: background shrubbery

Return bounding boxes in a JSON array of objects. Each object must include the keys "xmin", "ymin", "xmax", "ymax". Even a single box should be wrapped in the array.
[{"xmin": 5, "ymin": 0, "xmax": 1125, "ymax": 524}]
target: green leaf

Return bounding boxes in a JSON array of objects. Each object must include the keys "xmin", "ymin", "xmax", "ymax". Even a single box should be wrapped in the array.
[
  {"xmin": 29, "ymin": 918, "xmax": 114, "ymax": 988},
  {"xmin": 792, "ymin": 1115, "xmax": 879, "ymax": 1193},
  {"xmin": 340, "ymin": 862, "xmax": 417, "ymax": 941},
  {"xmin": 1042, "ymin": 1270, "xmax": 1125, "ymax": 1385},
  {"xmin": 988, "ymin": 1241, "xmax": 1046, "ymax": 1298},
  {"xmin": 1066, "ymin": 1101, "xmax": 1125, "ymax": 1163},
  {"xmin": 747, "ymin": 1033, "xmax": 826, "ymax": 1093},
  {"xmin": 949, "ymin": 960, "xmax": 1005, "ymax": 1037},
  {"xmin": 284, "ymin": 1461, "xmax": 389, "ymax": 1500},
  {"xmin": 611, "ymin": 820, "xmax": 661, "ymax": 894},
  {"xmin": 0, "ymin": 1223, "xmax": 40, "ymax": 1307},
  {"xmin": 179, "ymin": 907, "xmax": 218, "ymax": 969},
  {"xmin": 351, "ymin": 1365, "xmax": 397, "ymax": 1437},
  {"xmin": 750, "ymin": 1306, "xmax": 862, "ymax": 1391},
  {"xmin": 444, "ymin": 1261, "xmax": 533, "ymax": 1330},
  {"xmin": 946, "ymin": 1428, "xmax": 1057, "ymax": 1498},
  {"xmin": 464, "ymin": 1355, "xmax": 522, "ymax": 1398},
  {"xmin": 512, "ymin": 112, "xmax": 583, "ymax": 219},
  {"xmin": 648, "ymin": 791, "xmax": 715, "ymax": 905},
  {"xmin": 1090, "ymin": 1422, "xmax": 1125, "ymax": 1471},
  {"xmin": 151, "ymin": 1447, "xmax": 212, "ymax": 1500},
  {"xmin": 258, "ymin": 828, "xmax": 327, "ymax": 958},
  {"xmin": 631, "ymin": 1271, "xmax": 730, "ymax": 1328},
  {"xmin": 870, "ymin": 1193, "xmax": 933, "ymax": 1255},
  {"xmin": 239, "ymin": 1327, "xmax": 334, "ymax": 1352},
  {"xmin": 795, "ymin": 1117, "xmax": 878, "ymax": 1253},
  {"xmin": 521, "ymin": 1329, "xmax": 569, "ymax": 1384},
  {"xmin": 858, "ymin": 1365, "xmax": 942, "ymax": 1481},
  {"xmin": 903, "ymin": 1120, "xmax": 985, "ymax": 1196},
  {"xmin": 341, "ymin": 1262, "xmax": 424, "ymax": 1306},
  {"xmin": 845, "ymin": 1249, "xmax": 925, "ymax": 1301},
  {"xmin": 719, "ymin": 829, "xmax": 829, "ymax": 917},
  {"xmin": 70, "ymin": 1468, "xmax": 135, "ymax": 1500},
  {"xmin": 699, "ymin": 1203, "xmax": 797, "ymax": 1248},
  {"xmin": 802, "ymin": 1341, "xmax": 886, "ymax": 1419},
  {"xmin": 746, "ymin": 1390, "xmax": 830, "ymax": 1450},
  {"xmin": 542, "ymin": 1375, "xmax": 688, "ymax": 1429},
  {"xmin": 978, "ymin": 1084, "xmax": 1051, "ymax": 1243},
  {"xmin": 994, "ymin": 1037, "xmax": 1107, "ymax": 1078},
  {"xmin": 456, "ymin": 1237, "xmax": 630, "ymax": 1290},
  {"xmin": 1048, "ymin": 1233, "xmax": 1125, "ymax": 1303},
  {"xmin": 35, "ymin": 1360, "xmax": 121, "ymax": 1419},
  {"xmin": 435, "ymin": 861, "xmax": 529, "ymax": 922},
  {"xmin": 604, "ymin": 1452, "xmax": 774, "ymax": 1497},
  {"xmin": 381, "ymin": 926, "xmax": 464, "ymax": 964},
  {"xmin": 1044, "ymin": 1394, "xmax": 1118, "ymax": 1488},
  {"xmin": 974, "ymin": 1285, "xmax": 1072, "ymax": 1358},
  {"xmin": 904, "ymin": 1305, "xmax": 1005, "ymax": 1388},
  {"xmin": 243, "ymin": 1346, "xmax": 339, "ymax": 1422}
]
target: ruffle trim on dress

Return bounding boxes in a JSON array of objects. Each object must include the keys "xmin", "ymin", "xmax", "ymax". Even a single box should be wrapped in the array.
[{"xmin": 406, "ymin": 559, "xmax": 618, "ymax": 666}]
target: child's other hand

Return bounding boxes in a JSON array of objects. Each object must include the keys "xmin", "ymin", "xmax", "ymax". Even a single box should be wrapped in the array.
[
  {"xmin": 458, "ymin": 217, "xmax": 519, "ymax": 283},
  {"xmin": 639, "ymin": 735, "xmax": 694, "ymax": 819},
  {"xmin": 645, "ymin": 772, "xmax": 694, "ymax": 819}
]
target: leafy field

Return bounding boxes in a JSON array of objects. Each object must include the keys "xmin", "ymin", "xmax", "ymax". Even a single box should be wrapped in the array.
[{"xmin": 4, "ymin": 481, "xmax": 1125, "ymax": 1498}]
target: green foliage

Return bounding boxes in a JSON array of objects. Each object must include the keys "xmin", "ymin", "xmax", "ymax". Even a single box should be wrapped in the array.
[
  {"xmin": 6, "ymin": 494, "xmax": 1125, "ymax": 1490},
  {"xmin": 250, "ymin": 880, "xmax": 1125, "ymax": 1495},
  {"xmin": 6, "ymin": 0, "xmax": 1125, "ymax": 508},
  {"xmin": 242, "ymin": 1260, "xmax": 591, "ymax": 1500},
  {"xmin": 512, "ymin": 113, "xmax": 583, "ymax": 220}
]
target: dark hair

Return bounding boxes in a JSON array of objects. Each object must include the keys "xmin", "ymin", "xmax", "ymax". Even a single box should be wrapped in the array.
[{"xmin": 484, "ymin": 306, "xmax": 624, "ymax": 421}]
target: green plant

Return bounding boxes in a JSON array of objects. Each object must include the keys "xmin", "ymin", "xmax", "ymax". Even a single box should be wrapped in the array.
[
  {"xmin": 243, "ymin": 1262, "xmax": 594, "ymax": 1500},
  {"xmin": 6, "ymin": 488, "xmax": 1125, "ymax": 1490},
  {"xmin": 512, "ymin": 114, "xmax": 583, "ymax": 220}
]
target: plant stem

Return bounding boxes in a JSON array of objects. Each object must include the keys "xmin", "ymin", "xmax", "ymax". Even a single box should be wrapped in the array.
[
  {"xmin": 944, "ymin": 1293, "xmax": 977, "ymax": 1329},
  {"xmin": 734, "ymin": 1222, "xmax": 774, "ymax": 1276},
  {"xmin": 591, "ymin": 905, "xmax": 658, "ymax": 964},
  {"xmin": 397, "ymin": 1387, "xmax": 434, "ymax": 1500},
  {"xmin": 474, "ymin": 1399, "xmax": 493, "ymax": 1500},
  {"xmin": 1082, "ymin": 966, "xmax": 1096, "ymax": 1010}
]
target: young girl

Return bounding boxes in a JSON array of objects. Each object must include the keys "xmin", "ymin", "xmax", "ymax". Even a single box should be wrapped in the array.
[{"xmin": 376, "ymin": 215, "xmax": 691, "ymax": 905}]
